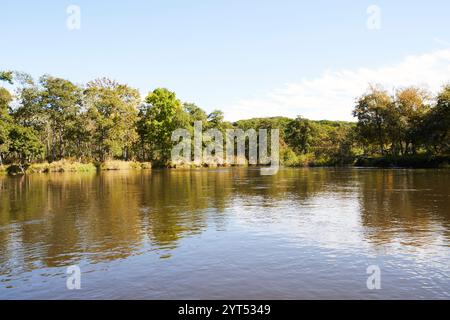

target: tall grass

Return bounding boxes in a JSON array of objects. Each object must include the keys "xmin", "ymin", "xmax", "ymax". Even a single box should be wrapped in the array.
[
  {"xmin": 5, "ymin": 160, "xmax": 152, "ymax": 175},
  {"xmin": 98, "ymin": 160, "xmax": 152, "ymax": 171},
  {"xmin": 27, "ymin": 160, "xmax": 97, "ymax": 173}
]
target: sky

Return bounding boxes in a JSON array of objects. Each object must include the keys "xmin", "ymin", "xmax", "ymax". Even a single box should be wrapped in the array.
[{"xmin": 1, "ymin": 0, "xmax": 450, "ymax": 121}]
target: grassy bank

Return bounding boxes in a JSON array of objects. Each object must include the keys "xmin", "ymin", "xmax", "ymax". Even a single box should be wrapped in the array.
[
  {"xmin": 4, "ymin": 160, "xmax": 152, "ymax": 175},
  {"xmin": 26, "ymin": 160, "xmax": 97, "ymax": 173},
  {"xmin": 2, "ymin": 155, "xmax": 448, "ymax": 175},
  {"xmin": 99, "ymin": 160, "xmax": 152, "ymax": 171}
]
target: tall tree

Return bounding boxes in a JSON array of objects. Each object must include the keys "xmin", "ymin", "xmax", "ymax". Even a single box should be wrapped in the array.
[
  {"xmin": 84, "ymin": 78, "xmax": 140, "ymax": 161},
  {"xmin": 353, "ymin": 86, "xmax": 393, "ymax": 155},
  {"xmin": 40, "ymin": 75, "xmax": 82, "ymax": 160},
  {"xmin": 8, "ymin": 126, "xmax": 44, "ymax": 170},
  {"xmin": 138, "ymin": 88, "xmax": 187, "ymax": 163},
  {"xmin": 0, "ymin": 88, "xmax": 13, "ymax": 164},
  {"xmin": 424, "ymin": 85, "xmax": 450, "ymax": 154},
  {"xmin": 394, "ymin": 87, "xmax": 430, "ymax": 155},
  {"xmin": 285, "ymin": 116, "xmax": 316, "ymax": 154}
]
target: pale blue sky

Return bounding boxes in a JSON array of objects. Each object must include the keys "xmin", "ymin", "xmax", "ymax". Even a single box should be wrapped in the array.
[{"xmin": 2, "ymin": 0, "xmax": 450, "ymax": 120}]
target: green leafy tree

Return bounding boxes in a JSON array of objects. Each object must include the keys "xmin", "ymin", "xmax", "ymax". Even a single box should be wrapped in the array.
[
  {"xmin": 8, "ymin": 126, "xmax": 44, "ymax": 170},
  {"xmin": 12, "ymin": 76, "xmax": 50, "ymax": 151},
  {"xmin": 0, "ymin": 88, "xmax": 13, "ymax": 164},
  {"xmin": 285, "ymin": 116, "xmax": 316, "ymax": 154},
  {"xmin": 138, "ymin": 88, "xmax": 186, "ymax": 163},
  {"xmin": 184, "ymin": 102, "xmax": 208, "ymax": 126},
  {"xmin": 207, "ymin": 110, "xmax": 232, "ymax": 131},
  {"xmin": 85, "ymin": 78, "xmax": 140, "ymax": 161},
  {"xmin": 64, "ymin": 112, "xmax": 94, "ymax": 160},
  {"xmin": 40, "ymin": 75, "xmax": 82, "ymax": 160}
]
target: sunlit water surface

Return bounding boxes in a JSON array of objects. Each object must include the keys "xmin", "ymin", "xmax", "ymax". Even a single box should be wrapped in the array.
[{"xmin": 0, "ymin": 168, "xmax": 449, "ymax": 299}]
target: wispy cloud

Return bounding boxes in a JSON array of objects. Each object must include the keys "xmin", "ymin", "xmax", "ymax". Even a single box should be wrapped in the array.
[{"xmin": 222, "ymin": 49, "xmax": 450, "ymax": 122}]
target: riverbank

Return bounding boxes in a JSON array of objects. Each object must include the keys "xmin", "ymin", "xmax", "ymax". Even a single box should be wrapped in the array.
[
  {"xmin": 1, "ymin": 160, "xmax": 152, "ymax": 175},
  {"xmin": 354, "ymin": 154, "xmax": 450, "ymax": 168},
  {"xmin": 1, "ymin": 154, "xmax": 449, "ymax": 175}
]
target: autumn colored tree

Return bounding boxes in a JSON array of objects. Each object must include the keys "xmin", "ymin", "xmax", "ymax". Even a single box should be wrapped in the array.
[{"xmin": 353, "ymin": 86, "xmax": 393, "ymax": 155}]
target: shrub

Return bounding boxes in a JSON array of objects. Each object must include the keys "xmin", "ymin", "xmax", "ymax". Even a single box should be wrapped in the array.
[
  {"xmin": 281, "ymin": 147, "xmax": 314, "ymax": 167},
  {"xmin": 25, "ymin": 160, "xmax": 97, "ymax": 173}
]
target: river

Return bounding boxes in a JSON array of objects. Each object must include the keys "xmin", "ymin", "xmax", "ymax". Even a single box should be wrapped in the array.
[{"xmin": 0, "ymin": 168, "xmax": 448, "ymax": 299}]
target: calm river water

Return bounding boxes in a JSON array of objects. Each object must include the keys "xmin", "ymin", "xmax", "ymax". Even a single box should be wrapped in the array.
[{"xmin": 0, "ymin": 168, "xmax": 449, "ymax": 299}]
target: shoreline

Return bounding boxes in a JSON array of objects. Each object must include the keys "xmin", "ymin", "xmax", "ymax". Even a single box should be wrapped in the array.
[{"xmin": 1, "ymin": 155, "xmax": 449, "ymax": 176}]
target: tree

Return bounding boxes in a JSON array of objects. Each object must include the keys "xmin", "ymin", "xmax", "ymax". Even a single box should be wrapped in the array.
[
  {"xmin": 0, "ymin": 71, "xmax": 14, "ymax": 84},
  {"xmin": 0, "ymin": 88, "xmax": 12, "ymax": 121},
  {"xmin": 8, "ymin": 126, "xmax": 44, "ymax": 170},
  {"xmin": 64, "ymin": 111, "xmax": 94, "ymax": 160},
  {"xmin": 138, "ymin": 88, "xmax": 186, "ymax": 163},
  {"xmin": 84, "ymin": 78, "xmax": 140, "ymax": 161},
  {"xmin": 40, "ymin": 75, "xmax": 82, "ymax": 160},
  {"xmin": 424, "ymin": 85, "xmax": 450, "ymax": 154},
  {"xmin": 184, "ymin": 102, "xmax": 208, "ymax": 126},
  {"xmin": 207, "ymin": 110, "xmax": 231, "ymax": 131},
  {"xmin": 394, "ymin": 87, "xmax": 430, "ymax": 155},
  {"xmin": 0, "ymin": 88, "xmax": 13, "ymax": 164},
  {"xmin": 285, "ymin": 116, "xmax": 316, "ymax": 154},
  {"xmin": 0, "ymin": 70, "xmax": 33, "ymax": 85},
  {"xmin": 353, "ymin": 86, "xmax": 393, "ymax": 155},
  {"xmin": 12, "ymin": 75, "xmax": 50, "ymax": 154}
]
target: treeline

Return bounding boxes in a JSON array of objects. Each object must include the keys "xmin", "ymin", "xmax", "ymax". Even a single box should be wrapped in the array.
[
  {"xmin": 0, "ymin": 71, "xmax": 233, "ymax": 168},
  {"xmin": 237, "ymin": 85, "xmax": 449, "ymax": 167},
  {"xmin": 0, "ymin": 70, "xmax": 449, "ymax": 171},
  {"xmin": 354, "ymin": 85, "xmax": 449, "ymax": 156}
]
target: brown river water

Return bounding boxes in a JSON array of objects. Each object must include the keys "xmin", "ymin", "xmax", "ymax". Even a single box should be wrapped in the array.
[{"xmin": 0, "ymin": 168, "xmax": 449, "ymax": 299}]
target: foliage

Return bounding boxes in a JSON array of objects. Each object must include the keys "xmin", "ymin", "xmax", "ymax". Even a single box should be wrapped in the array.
[
  {"xmin": 8, "ymin": 125, "xmax": 44, "ymax": 166},
  {"xmin": 85, "ymin": 78, "xmax": 140, "ymax": 161},
  {"xmin": 0, "ymin": 71, "xmax": 13, "ymax": 84},
  {"xmin": 137, "ymin": 88, "xmax": 187, "ymax": 163},
  {"xmin": 0, "ymin": 69, "xmax": 448, "ymax": 171},
  {"xmin": 353, "ymin": 84, "xmax": 449, "ymax": 161},
  {"xmin": 353, "ymin": 85, "xmax": 393, "ymax": 155},
  {"xmin": 0, "ymin": 88, "xmax": 13, "ymax": 163},
  {"xmin": 285, "ymin": 117, "xmax": 316, "ymax": 154}
]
